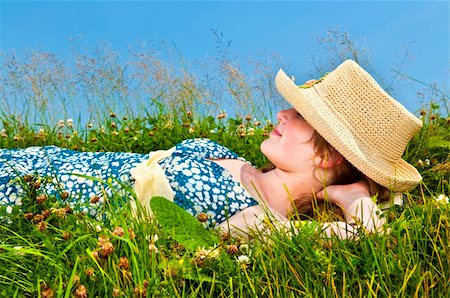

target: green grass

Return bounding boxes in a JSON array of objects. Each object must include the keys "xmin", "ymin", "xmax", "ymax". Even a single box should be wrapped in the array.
[{"xmin": 0, "ymin": 105, "xmax": 448, "ymax": 297}]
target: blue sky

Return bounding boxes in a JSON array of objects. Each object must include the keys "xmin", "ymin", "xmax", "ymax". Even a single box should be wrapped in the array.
[{"xmin": 0, "ymin": 0, "xmax": 449, "ymax": 115}]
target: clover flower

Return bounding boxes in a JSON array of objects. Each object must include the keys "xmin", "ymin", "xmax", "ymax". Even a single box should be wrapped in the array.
[
  {"xmin": 239, "ymin": 244, "xmax": 250, "ymax": 254},
  {"xmin": 100, "ymin": 241, "xmax": 115, "ymax": 257},
  {"xmin": 112, "ymin": 288, "xmax": 121, "ymax": 297},
  {"xmin": 127, "ymin": 228, "xmax": 136, "ymax": 240},
  {"xmin": 118, "ymin": 256, "xmax": 129, "ymax": 270},
  {"xmin": 435, "ymin": 194, "xmax": 449, "ymax": 204},
  {"xmin": 74, "ymin": 285, "xmax": 87, "ymax": 298},
  {"xmin": 41, "ymin": 287, "xmax": 54, "ymax": 298},
  {"xmin": 66, "ymin": 118, "xmax": 74, "ymax": 128},
  {"xmin": 148, "ymin": 243, "xmax": 159, "ymax": 254},
  {"xmin": 216, "ymin": 110, "xmax": 227, "ymax": 119},
  {"xmin": 227, "ymin": 244, "xmax": 239, "ymax": 255},
  {"xmin": 113, "ymin": 227, "xmax": 125, "ymax": 237},
  {"xmin": 37, "ymin": 221, "xmax": 48, "ymax": 232},
  {"xmin": 237, "ymin": 255, "xmax": 251, "ymax": 269},
  {"xmin": 57, "ymin": 120, "xmax": 65, "ymax": 128}
]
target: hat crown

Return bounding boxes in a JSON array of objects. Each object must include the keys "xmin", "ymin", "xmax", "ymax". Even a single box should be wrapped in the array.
[{"xmin": 307, "ymin": 60, "xmax": 422, "ymax": 161}]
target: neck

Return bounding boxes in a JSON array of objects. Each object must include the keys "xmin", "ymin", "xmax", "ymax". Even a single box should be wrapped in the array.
[{"xmin": 241, "ymin": 165, "xmax": 324, "ymax": 216}]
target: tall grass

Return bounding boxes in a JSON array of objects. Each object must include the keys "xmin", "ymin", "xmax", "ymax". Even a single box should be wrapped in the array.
[{"xmin": 0, "ymin": 38, "xmax": 287, "ymax": 127}]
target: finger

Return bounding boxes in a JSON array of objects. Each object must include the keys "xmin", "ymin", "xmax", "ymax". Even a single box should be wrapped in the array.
[{"xmin": 315, "ymin": 188, "xmax": 326, "ymax": 199}]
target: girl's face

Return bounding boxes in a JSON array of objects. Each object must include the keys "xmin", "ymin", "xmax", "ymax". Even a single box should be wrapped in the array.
[{"xmin": 261, "ymin": 108, "xmax": 317, "ymax": 173}]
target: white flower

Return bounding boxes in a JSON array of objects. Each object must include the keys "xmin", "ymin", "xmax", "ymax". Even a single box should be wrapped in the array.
[
  {"xmin": 189, "ymin": 127, "xmax": 195, "ymax": 134},
  {"xmin": 95, "ymin": 225, "xmax": 102, "ymax": 232},
  {"xmin": 66, "ymin": 118, "xmax": 74, "ymax": 127},
  {"xmin": 57, "ymin": 120, "xmax": 65, "ymax": 128},
  {"xmin": 237, "ymin": 255, "xmax": 250, "ymax": 265},
  {"xmin": 145, "ymin": 234, "xmax": 159, "ymax": 242},
  {"xmin": 239, "ymin": 244, "xmax": 249, "ymax": 254},
  {"xmin": 208, "ymin": 248, "xmax": 220, "ymax": 260},
  {"xmin": 435, "ymin": 194, "xmax": 449, "ymax": 204},
  {"xmin": 148, "ymin": 243, "xmax": 159, "ymax": 253},
  {"xmin": 6, "ymin": 206, "xmax": 13, "ymax": 214},
  {"xmin": 425, "ymin": 159, "xmax": 431, "ymax": 166},
  {"xmin": 14, "ymin": 246, "xmax": 25, "ymax": 255}
]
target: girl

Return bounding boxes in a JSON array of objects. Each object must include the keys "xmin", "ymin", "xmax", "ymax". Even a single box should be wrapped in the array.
[{"xmin": 0, "ymin": 60, "xmax": 422, "ymax": 238}]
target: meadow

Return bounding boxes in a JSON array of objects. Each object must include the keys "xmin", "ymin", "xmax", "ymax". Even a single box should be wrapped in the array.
[{"xmin": 0, "ymin": 40, "xmax": 449, "ymax": 297}]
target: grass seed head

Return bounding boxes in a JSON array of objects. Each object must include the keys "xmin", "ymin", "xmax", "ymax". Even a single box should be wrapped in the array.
[
  {"xmin": 85, "ymin": 268, "xmax": 95, "ymax": 277},
  {"xmin": 100, "ymin": 241, "xmax": 115, "ymax": 258},
  {"xmin": 92, "ymin": 251, "xmax": 99, "ymax": 260},
  {"xmin": 34, "ymin": 180, "xmax": 41, "ymax": 189},
  {"xmin": 36, "ymin": 194, "xmax": 47, "ymax": 204},
  {"xmin": 98, "ymin": 235, "xmax": 110, "ymax": 246},
  {"xmin": 227, "ymin": 244, "xmax": 239, "ymax": 255},
  {"xmin": 127, "ymin": 228, "xmax": 136, "ymax": 240},
  {"xmin": 89, "ymin": 195, "xmax": 100, "ymax": 204},
  {"xmin": 60, "ymin": 191, "xmax": 70, "ymax": 201},
  {"xmin": 24, "ymin": 212, "xmax": 34, "ymax": 220},
  {"xmin": 112, "ymin": 288, "xmax": 121, "ymax": 297},
  {"xmin": 23, "ymin": 174, "xmax": 34, "ymax": 182},
  {"xmin": 37, "ymin": 221, "xmax": 48, "ymax": 232},
  {"xmin": 74, "ymin": 285, "xmax": 87, "ymax": 298},
  {"xmin": 113, "ymin": 227, "xmax": 125, "ymax": 237},
  {"xmin": 41, "ymin": 209, "xmax": 51, "ymax": 219},
  {"xmin": 134, "ymin": 287, "xmax": 147, "ymax": 297},
  {"xmin": 197, "ymin": 212, "xmax": 208, "ymax": 222},
  {"xmin": 33, "ymin": 214, "xmax": 45, "ymax": 222},
  {"xmin": 118, "ymin": 256, "xmax": 129, "ymax": 270},
  {"xmin": 62, "ymin": 231, "xmax": 71, "ymax": 240},
  {"xmin": 42, "ymin": 287, "xmax": 54, "ymax": 298}
]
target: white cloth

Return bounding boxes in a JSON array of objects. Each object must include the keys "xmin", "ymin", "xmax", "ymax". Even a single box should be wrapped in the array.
[{"xmin": 129, "ymin": 147, "xmax": 175, "ymax": 215}]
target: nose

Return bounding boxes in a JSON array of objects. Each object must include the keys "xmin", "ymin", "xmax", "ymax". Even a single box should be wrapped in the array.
[{"xmin": 276, "ymin": 108, "xmax": 295, "ymax": 124}]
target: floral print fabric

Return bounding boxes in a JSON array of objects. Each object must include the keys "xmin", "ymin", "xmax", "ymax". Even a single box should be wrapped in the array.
[
  {"xmin": 159, "ymin": 139, "xmax": 258, "ymax": 226},
  {"xmin": 0, "ymin": 139, "xmax": 258, "ymax": 225},
  {"xmin": 0, "ymin": 146, "xmax": 147, "ymax": 217}
]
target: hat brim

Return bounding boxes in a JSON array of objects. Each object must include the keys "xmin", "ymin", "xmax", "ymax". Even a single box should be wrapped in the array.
[{"xmin": 275, "ymin": 68, "xmax": 421, "ymax": 192}]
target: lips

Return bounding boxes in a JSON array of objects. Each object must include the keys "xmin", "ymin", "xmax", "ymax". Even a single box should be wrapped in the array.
[{"xmin": 272, "ymin": 127, "xmax": 282, "ymax": 136}]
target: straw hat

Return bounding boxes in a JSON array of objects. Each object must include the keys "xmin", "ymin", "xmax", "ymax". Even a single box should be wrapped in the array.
[{"xmin": 275, "ymin": 59, "xmax": 422, "ymax": 192}]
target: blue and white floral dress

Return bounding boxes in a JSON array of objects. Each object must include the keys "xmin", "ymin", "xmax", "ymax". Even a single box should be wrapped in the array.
[
  {"xmin": 160, "ymin": 139, "xmax": 258, "ymax": 226},
  {"xmin": 0, "ymin": 139, "xmax": 258, "ymax": 225}
]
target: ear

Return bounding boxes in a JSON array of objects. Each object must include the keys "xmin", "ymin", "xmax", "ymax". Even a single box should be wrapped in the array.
[{"xmin": 316, "ymin": 150, "xmax": 343, "ymax": 169}]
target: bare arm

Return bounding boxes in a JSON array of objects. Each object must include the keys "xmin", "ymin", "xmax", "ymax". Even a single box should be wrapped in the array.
[{"xmin": 220, "ymin": 181, "xmax": 385, "ymax": 239}]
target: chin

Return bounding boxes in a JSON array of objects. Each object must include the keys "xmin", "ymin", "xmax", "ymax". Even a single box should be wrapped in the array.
[{"xmin": 260, "ymin": 139, "xmax": 270, "ymax": 156}]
